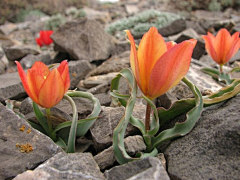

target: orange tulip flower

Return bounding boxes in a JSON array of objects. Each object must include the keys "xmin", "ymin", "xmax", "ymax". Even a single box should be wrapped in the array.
[
  {"xmin": 16, "ymin": 60, "xmax": 70, "ymax": 109},
  {"xmin": 126, "ymin": 27, "xmax": 197, "ymax": 100},
  {"xmin": 202, "ymin": 28, "xmax": 240, "ymax": 67}
]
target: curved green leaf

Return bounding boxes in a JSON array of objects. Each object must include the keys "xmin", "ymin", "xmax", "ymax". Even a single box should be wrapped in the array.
[
  {"xmin": 152, "ymin": 77, "xmax": 203, "ymax": 148},
  {"xmin": 67, "ymin": 91, "xmax": 101, "ymax": 137}
]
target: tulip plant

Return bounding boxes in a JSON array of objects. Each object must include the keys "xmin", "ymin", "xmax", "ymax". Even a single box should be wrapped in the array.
[
  {"xmin": 110, "ymin": 27, "xmax": 240, "ymax": 164},
  {"xmin": 16, "ymin": 61, "xmax": 101, "ymax": 153},
  {"xmin": 202, "ymin": 28, "xmax": 240, "ymax": 85}
]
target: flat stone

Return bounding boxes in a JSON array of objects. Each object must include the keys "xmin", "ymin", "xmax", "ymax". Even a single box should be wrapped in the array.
[
  {"xmin": 104, "ymin": 157, "xmax": 170, "ymax": 180},
  {"xmin": 125, "ymin": 4, "xmax": 139, "ymax": 15},
  {"xmin": 94, "ymin": 135, "xmax": 146, "ymax": 170},
  {"xmin": 86, "ymin": 56, "xmax": 130, "ymax": 77},
  {"xmin": 0, "ymin": 103, "xmax": 63, "ymax": 180},
  {"xmin": 83, "ymin": 7, "xmax": 112, "ymax": 24},
  {"xmin": 0, "ymin": 23, "xmax": 17, "ymax": 35},
  {"xmin": 158, "ymin": 19, "xmax": 186, "ymax": 37},
  {"xmin": 90, "ymin": 104, "xmax": 146, "ymax": 152},
  {"xmin": 0, "ymin": 71, "xmax": 26, "ymax": 101},
  {"xmin": 4, "ymin": 44, "xmax": 39, "ymax": 61},
  {"xmin": 164, "ymin": 94, "xmax": 240, "ymax": 180},
  {"xmin": 94, "ymin": 93, "xmax": 111, "ymax": 106},
  {"xmin": 20, "ymin": 52, "xmax": 52, "ymax": 69},
  {"xmin": 14, "ymin": 152, "xmax": 105, "ymax": 180},
  {"xmin": 52, "ymin": 18, "xmax": 115, "ymax": 62}
]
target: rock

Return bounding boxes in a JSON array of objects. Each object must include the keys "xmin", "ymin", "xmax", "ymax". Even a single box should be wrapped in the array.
[
  {"xmin": 90, "ymin": 104, "xmax": 146, "ymax": 152},
  {"xmin": 229, "ymin": 50, "xmax": 240, "ymax": 63},
  {"xmin": 87, "ymin": 82, "xmax": 110, "ymax": 94},
  {"xmin": 156, "ymin": 153, "xmax": 167, "ymax": 170},
  {"xmin": 20, "ymin": 52, "xmax": 52, "ymax": 69},
  {"xmin": 52, "ymin": 19, "xmax": 115, "ymax": 62},
  {"xmin": 80, "ymin": 73, "xmax": 118, "ymax": 89},
  {"xmin": 158, "ymin": 19, "xmax": 186, "ymax": 37},
  {"xmin": 104, "ymin": 157, "xmax": 170, "ymax": 180},
  {"xmin": 68, "ymin": 60, "xmax": 93, "ymax": 89},
  {"xmin": 4, "ymin": 44, "xmax": 39, "ymax": 61},
  {"xmin": 9, "ymin": 29, "xmax": 36, "ymax": 45},
  {"xmin": 0, "ymin": 71, "xmax": 26, "ymax": 101},
  {"xmin": 14, "ymin": 152, "xmax": 105, "ymax": 180},
  {"xmin": 199, "ymin": 54, "xmax": 216, "ymax": 67},
  {"xmin": 125, "ymin": 4, "xmax": 139, "ymax": 15},
  {"xmin": 94, "ymin": 92, "xmax": 111, "ymax": 106},
  {"xmin": 164, "ymin": 94, "xmax": 240, "ymax": 180},
  {"xmin": 86, "ymin": 56, "xmax": 130, "ymax": 77},
  {"xmin": 0, "ymin": 47, "xmax": 8, "ymax": 74},
  {"xmin": 83, "ymin": 7, "xmax": 112, "ymax": 24},
  {"xmin": 0, "ymin": 103, "xmax": 63, "ymax": 180},
  {"xmin": 94, "ymin": 135, "xmax": 146, "ymax": 170},
  {"xmin": 169, "ymin": 28, "xmax": 205, "ymax": 59},
  {"xmin": 0, "ymin": 23, "xmax": 17, "ymax": 35},
  {"xmin": 186, "ymin": 20, "xmax": 206, "ymax": 35},
  {"xmin": 0, "ymin": 34, "xmax": 20, "ymax": 47}
]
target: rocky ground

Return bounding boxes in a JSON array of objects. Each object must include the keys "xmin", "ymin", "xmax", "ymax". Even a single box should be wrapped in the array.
[{"xmin": 0, "ymin": 0, "xmax": 240, "ymax": 179}]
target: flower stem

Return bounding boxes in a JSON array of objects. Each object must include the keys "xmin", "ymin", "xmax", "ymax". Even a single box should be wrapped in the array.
[
  {"xmin": 145, "ymin": 103, "xmax": 151, "ymax": 133},
  {"xmin": 46, "ymin": 108, "xmax": 56, "ymax": 141},
  {"xmin": 220, "ymin": 64, "xmax": 223, "ymax": 73}
]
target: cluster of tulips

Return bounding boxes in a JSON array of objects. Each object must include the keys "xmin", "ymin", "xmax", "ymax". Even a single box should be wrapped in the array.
[{"xmin": 15, "ymin": 27, "xmax": 240, "ymax": 163}]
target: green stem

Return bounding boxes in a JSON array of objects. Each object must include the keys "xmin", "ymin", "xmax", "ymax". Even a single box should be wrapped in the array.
[
  {"xmin": 145, "ymin": 103, "xmax": 151, "ymax": 133},
  {"xmin": 46, "ymin": 108, "xmax": 57, "ymax": 141},
  {"xmin": 220, "ymin": 64, "xmax": 223, "ymax": 73}
]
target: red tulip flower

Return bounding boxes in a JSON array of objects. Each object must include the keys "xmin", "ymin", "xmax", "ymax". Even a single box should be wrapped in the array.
[
  {"xmin": 126, "ymin": 27, "xmax": 197, "ymax": 100},
  {"xmin": 16, "ymin": 60, "xmax": 70, "ymax": 109},
  {"xmin": 202, "ymin": 28, "xmax": 240, "ymax": 71},
  {"xmin": 35, "ymin": 30, "xmax": 54, "ymax": 47}
]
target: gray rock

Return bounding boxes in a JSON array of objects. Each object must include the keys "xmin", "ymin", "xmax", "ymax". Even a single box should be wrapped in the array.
[
  {"xmin": 0, "ymin": 103, "xmax": 63, "ymax": 180},
  {"xmin": 20, "ymin": 52, "xmax": 52, "ymax": 69},
  {"xmin": 0, "ymin": 71, "xmax": 26, "ymax": 101},
  {"xmin": 94, "ymin": 135, "xmax": 146, "ymax": 170},
  {"xmin": 68, "ymin": 60, "xmax": 93, "ymax": 89},
  {"xmin": 0, "ymin": 23, "xmax": 17, "ymax": 35},
  {"xmin": 83, "ymin": 7, "xmax": 112, "ymax": 24},
  {"xmin": 125, "ymin": 4, "xmax": 139, "ymax": 15},
  {"xmin": 169, "ymin": 28, "xmax": 205, "ymax": 59},
  {"xmin": 164, "ymin": 94, "xmax": 240, "ymax": 180},
  {"xmin": 0, "ymin": 34, "xmax": 20, "ymax": 47},
  {"xmin": 87, "ymin": 82, "xmax": 110, "ymax": 94},
  {"xmin": 94, "ymin": 93, "xmax": 111, "ymax": 106},
  {"xmin": 81, "ymin": 73, "xmax": 118, "ymax": 89},
  {"xmin": 0, "ymin": 47, "xmax": 8, "ymax": 74},
  {"xmin": 90, "ymin": 104, "xmax": 146, "ymax": 152},
  {"xmin": 158, "ymin": 19, "xmax": 186, "ymax": 37},
  {"xmin": 86, "ymin": 56, "xmax": 130, "ymax": 77},
  {"xmin": 52, "ymin": 19, "xmax": 115, "ymax": 62},
  {"xmin": 229, "ymin": 50, "xmax": 240, "ymax": 63},
  {"xmin": 14, "ymin": 152, "xmax": 105, "ymax": 180},
  {"xmin": 4, "ymin": 44, "xmax": 39, "ymax": 61},
  {"xmin": 104, "ymin": 157, "xmax": 170, "ymax": 180}
]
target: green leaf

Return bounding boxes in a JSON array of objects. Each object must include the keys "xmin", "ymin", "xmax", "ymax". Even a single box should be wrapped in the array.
[
  {"xmin": 203, "ymin": 79, "xmax": 240, "ymax": 105},
  {"xmin": 63, "ymin": 94, "xmax": 78, "ymax": 153},
  {"xmin": 201, "ymin": 67, "xmax": 233, "ymax": 85},
  {"xmin": 32, "ymin": 102, "xmax": 50, "ymax": 135},
  {"xmin": 27, "ymin": 120, "xmax": 48, "ymax": 135},
  {"xmin": 66, "ymin": 91, "xmax": 101, "ymax": 137},
  {"xmin": 152, "ymin": 77, "xmax": 203, "ymax": 148},
  {"xmin": 55, "ymin": 137, "xmax": 67, "ymax": 150}
]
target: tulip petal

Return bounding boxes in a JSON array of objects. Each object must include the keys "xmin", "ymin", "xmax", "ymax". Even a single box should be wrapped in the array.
[
  {"xmin": 58, "ymin": 60, "xmax": 70, "ymax": 92},
  {"xmin": 215, "ymin": 29, "xmax": 233, "ymax": 64},
  {"xmin": 137, "ymin": 27, "xmax": 167, "ymax": 94},
  {"xmin": 15, "ymin": 61, "xmax": 39, "ymax": 104},
  {"xmin": 40, "ymin": 30, "xmax": 53, "ymax": 46},
  {"xmin": 203, "ymin": 32, "xmax": 219, "ymax": 63},
  {"xmin": 35, "ymin": 38, "xmax": 43, "ymax": 47},
  {"xmin": 148, "ymin": 39, "xmax": 197, "ymax": 99},
  {"xmin": 225, "ymin": 34, "xmax": 240, "ymax": 62},
  {"xmin": 125, "ymin": 30, "xmax": 141, "ymax": 88},
  {"xmin": 38, "ymin": 69, "xmax": 65, "ymax": 108}
]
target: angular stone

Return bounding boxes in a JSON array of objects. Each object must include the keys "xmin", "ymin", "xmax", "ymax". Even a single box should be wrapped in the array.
[
  {"xmin": 125, "ymin": 4, "xmax": 139, "ymax": 15},
  {"xmin": 0, "ymin": 34, "xmax": 20, "ymax": 48},
  {"xmin": 14, "ymin": 152, "xmax": 105, "ymax": 180},
  {"xmin": 90, "ymin": 104, "xmax": 146, "ymax": 152},
  {"xmin": 86, "ymin": 56, "xmax": 130, "ymax": 77},
  {"xmin": 68, "ymin": 60, "xmax": 93, "ymax": 89},
  {"xmin": 164, "ymin": 94, "xmax": 240, "ymax": 180},
  {"xmin": 83, "ymin": 7, "xmax": 112, "ymax": 24},
  {"xmin": 104, "ymin": 157, "xmax": 170, "ymax": 180},
  {"xmin": 4, "ymin": 44, "xmax": 39, "ymax": 61},
  {"xmin": 0, "ymin": 71, "xmax": 26, "ymax": 101},
  {"xmin": 20, "ymin": 52, "xmax": 52, "ymax": 69},
  {"xmin": 52, "ymin": 19, "xmax": 115, "ymax": 62},
  {"xmin": 159, "ymin": 19, "xmax": 186, "ymax": 37},
  {"xmin": 94, "ymin": 135, "xmax": 146, "ymax": 170},
  {"xmin": 0, "ymin": 103, "xmax": 63, "ymax": 180},
  {"xmin": 94, "ymin": 92, "xmax": 111, "ymax": 106}
]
